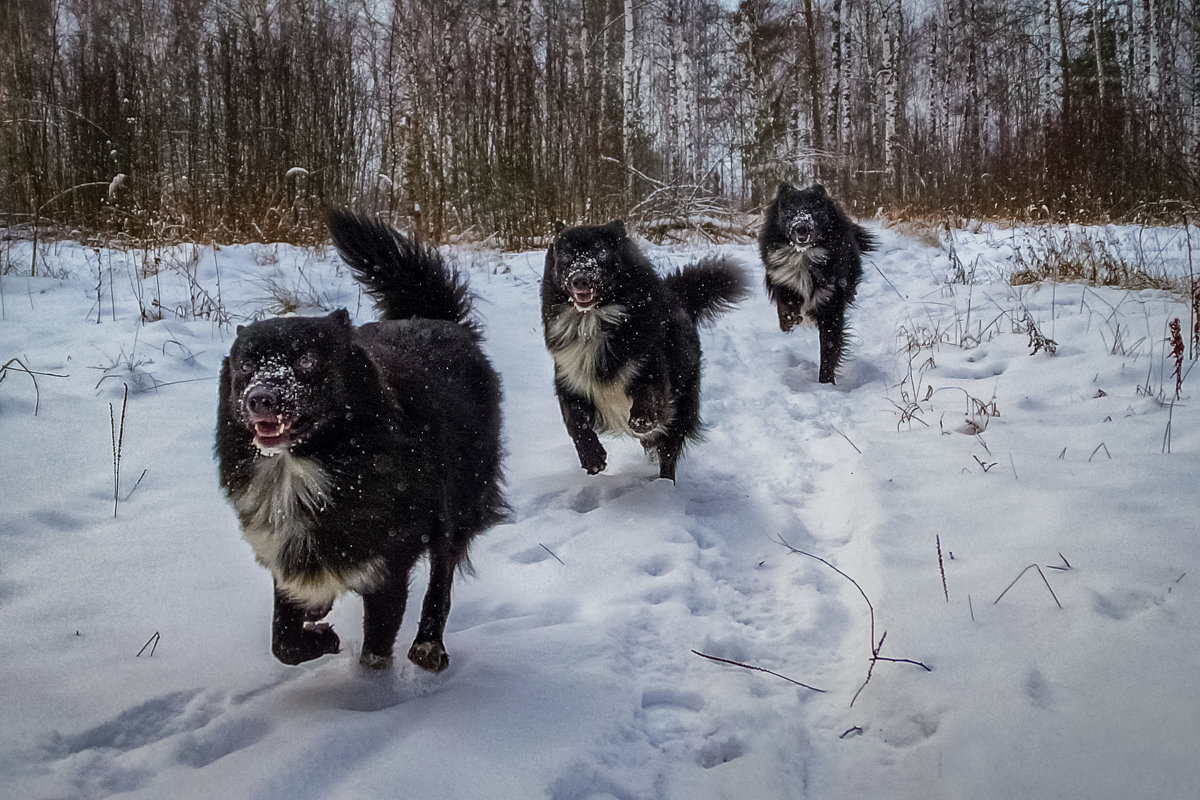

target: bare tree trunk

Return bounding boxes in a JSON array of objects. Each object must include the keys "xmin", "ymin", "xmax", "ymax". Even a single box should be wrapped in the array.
[
  {"xmin": 965, "ymin": 0, "xmax": 981, "ymax": 174},
  {"xmin": 1054, "ymin": 0, "xmax": 1072, "ymax": 121},
  {"xmin": 1193, "ymin": 0, "xmax": 1200, "ymax": 161},
  {"xmin": 881, "ymin": 0, "xmax": 901, "ymax": 194},
  {"xmin": 1141, "ymin": 0, "xmax": 1161, "ymax": 137},
  {"xmin": 1093, "ymin": 0, "xmax": 1107, "ymax": 111},
  {"xmin": 837, "ymin": 0, "xmax": 853, "ymax": 185},
  {"xmin": 679, "ymin": 12, "xmax": 696, "ymax": 183},
  {"xmin": 622, "ymin": 0, "xmax": 636, "ymax": 200},
  {"xmin": 829, "ymin": 0, "xmax": 844, "ymax": 158},
  {"xmin": 801, "ymin": 0, "xmax": 823, "ymax": 181}
]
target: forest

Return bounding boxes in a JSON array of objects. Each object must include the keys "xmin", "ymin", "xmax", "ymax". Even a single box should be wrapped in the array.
[{"xmin": 2, "ymin": 0, "xmax": 1198, "ymax": 247}]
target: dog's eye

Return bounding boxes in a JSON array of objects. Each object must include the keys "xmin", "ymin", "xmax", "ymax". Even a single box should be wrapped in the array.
[
  {"xmin": 296, "ymin": 352, "xmax": 317, "ymax": 372},
  {"xmin": 595, "ymin": 247, "xmax": 608, "ymax": 261},
  {"xmin": 237, "ymin": 359, "xmax": 256, "ymax": 374}
]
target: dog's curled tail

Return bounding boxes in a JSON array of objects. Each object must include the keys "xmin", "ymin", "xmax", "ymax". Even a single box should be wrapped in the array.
[
  {"xmin": 328, "ymin": 209, "xmax": 479, "ymax": 335},
  {"xmin": 665, "ymin": 256, "xmax": 751, "ymax": 326}
]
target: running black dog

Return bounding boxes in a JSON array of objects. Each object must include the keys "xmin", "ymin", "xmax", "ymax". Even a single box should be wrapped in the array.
[
  {"xmin": 541, "ymin": 220, "xmax": 748, "ymax": 481},
  {"xmin": 216, "ymin": 211, "xmax": 505, "ymax": 672},
  {"xmin": 759, "ymin": 183, "xmax": 875, "ymax": 384}
]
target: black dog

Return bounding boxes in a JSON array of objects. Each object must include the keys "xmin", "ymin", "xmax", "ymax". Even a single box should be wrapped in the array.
[
  {"xmin": 759, "ymin": 183, "xmax": 875, "ymax": 384},
  {"xmin": 216, "ymin": 211, "xmax": 505, "ymax": 672},
  {"xmin": 541, "ymin": 221, "xmax": 748, "ymax": 481}
]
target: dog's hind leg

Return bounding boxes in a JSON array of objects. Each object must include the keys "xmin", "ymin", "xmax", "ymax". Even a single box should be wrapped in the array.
[
  {"xmin": 360, "ymin": 576, "xmax": 411, "ymax": 669},
  {"xmin": 271, "ymin": 581, "xmax": 341, "ymax": 665},
  {"xmin": 408, "ymin": 543, "xmax": 466, "ymax": 673}
]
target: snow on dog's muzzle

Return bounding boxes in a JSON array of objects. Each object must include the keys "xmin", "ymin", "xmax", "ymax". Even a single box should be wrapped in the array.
[
  {"xmin": 242, "ymin": 382, "xmax": 296, "ymax": 451},
  {"xmin": 788, "ymin": 213, "xmax": 816, "ymax": 248},
  {"xmin": 568, "ymin": 269, "xmax": 599, "ymax": 310}
]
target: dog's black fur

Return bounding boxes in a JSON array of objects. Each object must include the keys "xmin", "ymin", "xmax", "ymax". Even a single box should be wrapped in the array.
[
  {"xmin": 541, "ymin": 220, "xmax": 748, "ymax": 481},
  {"xmin": 759, "ymin": 183, "xmax": 875, "ymax": 384},
  {"xmin": 216, "ymin": 210, "xmax": 505, "ymax": 672}
]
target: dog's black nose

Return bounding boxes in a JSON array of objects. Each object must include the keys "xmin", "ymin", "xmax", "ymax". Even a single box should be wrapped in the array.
[
  {"xmin": 244, "ymin": 385, "xmax": 282, "ymax": 416},
  {"xmin": 569, "ymin": 272, "xmax": 595, "ymax": 292}
]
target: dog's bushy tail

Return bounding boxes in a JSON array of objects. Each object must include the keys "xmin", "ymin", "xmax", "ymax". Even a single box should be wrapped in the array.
[
  {"xmin": 853, "ymin": 223, "xmax": 877, "ymax": 253},
  {"xmin": 328, "ymin": 209, "xmax": 479, "ymax": 335},
  {"xmin": 664, "ymin": 256, "xmax": 751, "ymax": 326}
]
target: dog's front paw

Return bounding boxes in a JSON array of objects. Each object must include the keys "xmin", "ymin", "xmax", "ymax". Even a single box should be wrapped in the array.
[
  {"xmin": 629, "ymin": 414, "xmax": 658, "ymax": 434},
  {"xmin": 273, "ymin": 622, "xmax": 341, "ymax": 665},
  {"xmin": 408, "ymin": 640, "xmax": 450, "ymax": 673},
  {"xmin": 304, "ymin": 602, "xmax": 334, "ymax": 623},
  {"xmin": 577, "ymin": 440, "xmax": 607, "ymax": 474},
  {"xmin": 359, "ymin": 650, "xmax": 394, "ymax": 670}
]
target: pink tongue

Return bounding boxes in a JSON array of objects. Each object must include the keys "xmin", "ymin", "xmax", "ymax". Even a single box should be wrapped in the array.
[{"xmin": 255, "ymin": 420, "xmax": 287, "ymax": 438}]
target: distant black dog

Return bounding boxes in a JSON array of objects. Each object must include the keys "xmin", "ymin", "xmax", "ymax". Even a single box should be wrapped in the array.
[
  {"xmin": 759, "ymin": 183, "xmax": 875, "ymax": 384},
  {"xmin": 216, "ymin": 211, "xmax": 505, "ymax": 672},
  {"xmin": 541, "ymin": 221, "xmax": 748, "ymax": 481}
]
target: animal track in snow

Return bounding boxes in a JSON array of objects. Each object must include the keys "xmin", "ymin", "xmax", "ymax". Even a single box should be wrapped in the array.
[
  {"xmin": 43, "ymin": 690, "xmax": 214, "ymax": 757},
  {"xmin": 548, "ymin": 762, "xmax": 637, "ymax": 800},
  {"xmin": 697, "ymin": 735, "xmax": 747, "ymax": 768},
  {"xmin": 640, "ymin": 555, "xmax": 673, "ymax": 577},
  {"xmin": 880, "ymin": 710, "xmax": 941, "ymax": 748},
  {"xmin": 639, "ymin": 688, "xmax": 707, "ymax": 748},
  {"xmin": 174, "ymin": 714, "xmax": 274, "ymax": 768},
  {"xmin": 512, "ymin": 544, "xmax": 562, "ymax": 565},
  {"xmin": 1092, "ymin": 588, "xmax": 1165, "ymax": 621}
]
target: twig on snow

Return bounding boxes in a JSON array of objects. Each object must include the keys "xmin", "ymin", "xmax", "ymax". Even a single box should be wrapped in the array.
[
  {"xmin": 136, "ymin": 631, "xmax": 161, "ymax": 657},
  {"xmin": 539, "ymin": 543, "xmax": 565, "ymax": 565},
  {"xmin": 1045, "ymin": 552, "xmax": 1072, "ymax": 572},
  {"xmin": 993, "ymin": 563, "xmax": 1063, "ymax": 609},
  {"xmin": 830, "ymin": 425, "xmax": 862, "ymax": 454},
  {"xmin": 774, "ymin": 535, "xmax": 930, "ymax": 707},
  {"xmin": 936, "ymin": 535, "xmax": 949, "ymax": 602},
  {"xmin": 691, "ymin": 650, "xmax": 826, "ymax": 693},
  {"xmin": 0, "ymin": 357, "xmax": 68, "ymax": 415}
]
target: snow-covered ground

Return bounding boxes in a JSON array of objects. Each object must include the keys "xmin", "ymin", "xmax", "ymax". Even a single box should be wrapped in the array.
[{"xmin": 1, "ymin": 220, "xmax": 1197, "ymax": 799}]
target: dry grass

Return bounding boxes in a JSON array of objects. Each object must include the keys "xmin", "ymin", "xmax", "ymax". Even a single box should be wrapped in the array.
[{"xmin": 1008, "ymin": 227, "xmax": 1183, "ymax": 293}]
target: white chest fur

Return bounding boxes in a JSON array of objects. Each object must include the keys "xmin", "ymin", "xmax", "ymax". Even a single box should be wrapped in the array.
[
  {"xmin": 236, "ymin": 451, "xmax": 329, "ymax": 550},
  {"xmin": 235, "ymin": 452, "xmax": 385, "ymax": 606},
  {"xmin": 764, "ymin": 246, "xmax": 834, "ymax": 324},
  {"xmin": 546, "ymin": 304, "xmax": 643, "ymax": 435}
]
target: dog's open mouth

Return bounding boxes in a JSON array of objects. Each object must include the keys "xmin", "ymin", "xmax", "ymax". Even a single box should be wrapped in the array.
[
  {"xmin": 252, "ymin": 418, "xmax": 293, "ymax": 450},
  {"xmin": 571, "ymin": 288, "xmax": 598, "ymax": 311},
  {"xmin": 244, "ymin": 409, "xmax": 304, "ymax": 452},
  {"xmin": 568, "ymin": 270, "xmax": 599, "ymax": 311},
  {"xmin": 788, "ymin": 214, "xmax": 816, "ymax": 249}
]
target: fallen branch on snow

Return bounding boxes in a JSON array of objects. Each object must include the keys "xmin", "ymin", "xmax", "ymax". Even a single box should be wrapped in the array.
[
  {"xmin": 691, "ymin": 650, "xmax": 826, "ymax": 693},
  {"xmin": 774, "ymin": 535, "xmax": 931, "ymax": 707}
]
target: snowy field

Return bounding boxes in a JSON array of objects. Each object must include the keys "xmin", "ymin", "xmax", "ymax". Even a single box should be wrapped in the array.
[{"xmin": 1, "ymin": 220, "xmax": 1198, "ymax": 799}]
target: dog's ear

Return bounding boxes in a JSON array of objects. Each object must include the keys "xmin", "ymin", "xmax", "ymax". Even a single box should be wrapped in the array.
[
  {"xmin": 606, "ymin": 220, "xmax": 627, "ymax": 237},
  {"xmin": 776, "ymin": 182, "xmax": 795, "ymax": 197},
  {"xmin": 216, "ymin": 355, "xmax": 235, "ymax": 436},
  {"xmin": 811, "ymin": 184, "xmax": 827, "ymax": 196},
  {"xmin": 553, "ymin": 219, "xmax": 568, "ymax": 234},
  {"xmin": 327, "ymin": 308, "xmax": 352, "ymax": 327}
]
